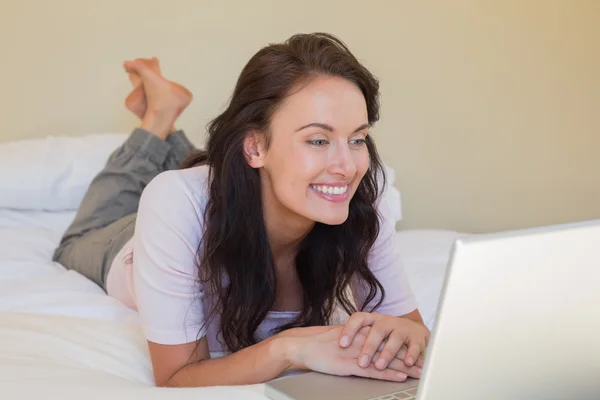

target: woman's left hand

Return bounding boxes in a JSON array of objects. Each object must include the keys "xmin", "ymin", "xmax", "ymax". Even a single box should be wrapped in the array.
[{"xmin": 338, "ymin": 312, "xmax": 431, "ymax": 371}]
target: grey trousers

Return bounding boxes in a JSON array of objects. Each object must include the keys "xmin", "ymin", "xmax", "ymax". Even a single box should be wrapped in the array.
[{"xmin": 52, "ymin": 128, "xmax": 197, "ymax": 290}]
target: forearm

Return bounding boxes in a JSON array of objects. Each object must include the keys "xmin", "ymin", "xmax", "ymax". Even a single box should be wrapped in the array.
[{"xmin": 164, "ymin": 335, "xmax": 296, "ymax": 388}]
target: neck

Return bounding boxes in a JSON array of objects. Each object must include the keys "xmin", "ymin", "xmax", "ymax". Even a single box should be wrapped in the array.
[
  {"xmin": 261, "ymin": 184, "xmax": 314, "ymax": 264},
  {"xmin": 265, "ymin": 213, "xmax": 313, "ymax": 262}
]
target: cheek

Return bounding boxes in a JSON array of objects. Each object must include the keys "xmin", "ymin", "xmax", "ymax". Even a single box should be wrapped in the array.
[
  {"xmin": 354, "ymin": 151, "xmax": 371, "ymax": 178},
  {"xmin": 282, "ymin": 149, "xmax": 323, "ymax": 185},
  {"xmin": 268, "ymin": 148, "xmax": 319, "ymax": 199}
]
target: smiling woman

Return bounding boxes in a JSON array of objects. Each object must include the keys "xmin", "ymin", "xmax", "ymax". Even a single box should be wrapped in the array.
[
  {"xmin": 51, "ymin": 32, "xmax": 430, "ymax": 388},
  {"xmin": 250, "ymin": 75, "xmax": 371, "ymax": 227}
]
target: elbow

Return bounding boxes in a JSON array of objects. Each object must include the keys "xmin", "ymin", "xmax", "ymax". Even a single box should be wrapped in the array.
[
  {"xmin": 155, "ymin": 369, "xmax": 189, "ymax": 388},
  {"xmin": 155, "ymin": 376, "xmax": 179, "ymax": 388},
  {"xmin": 158, "ymin": 377, "xmax": 192, "ymax": 388},
  {"xmin": 156, "ymin": 364, "xmax": 209, "ymax": 388}
]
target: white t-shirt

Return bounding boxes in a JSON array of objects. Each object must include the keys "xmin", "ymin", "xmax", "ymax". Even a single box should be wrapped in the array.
[{"xmin": 106, "ymin": 165, "xmax": 417, "ymax": 354}]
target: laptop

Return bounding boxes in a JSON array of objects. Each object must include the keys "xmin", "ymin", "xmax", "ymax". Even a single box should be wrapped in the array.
[{"xmin": 265, "ymin": 218, "xmax": 600, "ymax": 400}]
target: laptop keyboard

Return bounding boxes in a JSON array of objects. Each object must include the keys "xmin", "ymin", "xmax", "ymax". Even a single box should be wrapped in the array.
[{"xmin": 370, "ymin": 387, "xmax": 418, "ymax": 400}]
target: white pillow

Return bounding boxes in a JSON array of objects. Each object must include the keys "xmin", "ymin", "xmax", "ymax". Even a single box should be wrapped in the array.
[
  {"xmin": 0, "ymin": 133, "xmax": 403, "ymax": 221},
  {"xmin": 380, "ymin": 165, "xmax": 403, "ymax": 222},
  {"xmin": 0, "ymin": 134, "xmax": 129, "ymax": 211}
]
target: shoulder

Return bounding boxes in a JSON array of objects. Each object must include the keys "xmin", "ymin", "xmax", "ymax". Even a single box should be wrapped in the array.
[
  {"xmin": 135, "ymin": 165, "xmax": 211, "ymax": 263},
  {"xmin": 142, "ymin": 165, "xmax": 209, "ymax": 198},
  {"xmin": 141, "ymin": 164, "xmax": 210, "ymax": 212}
]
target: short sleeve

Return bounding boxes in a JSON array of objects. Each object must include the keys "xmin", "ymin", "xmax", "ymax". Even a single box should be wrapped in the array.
[
  {"xmin": 131, "ymin": 170, "xmax": 207, "ymax": 345},
  {"xmin": 352, "ymin": 189, "xmax": 418, "ymax": 317}
]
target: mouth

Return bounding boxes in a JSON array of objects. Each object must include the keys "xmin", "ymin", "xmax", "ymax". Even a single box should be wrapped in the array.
[{"xmin": 310, "ymin": 184, "xmax": 350, "ymax": 203}]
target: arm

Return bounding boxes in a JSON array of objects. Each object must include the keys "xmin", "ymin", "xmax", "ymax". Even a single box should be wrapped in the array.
[
  {"xmin": 150, "ymin": 334, "xmax": 293, "ymax": 387},
  {"xmin": 153, "ymin": 326, "xmax": 336, "ymax": 387},
  {"xmin": 157, "ymin": 324, "xmax": 415, "ymax": 387}
]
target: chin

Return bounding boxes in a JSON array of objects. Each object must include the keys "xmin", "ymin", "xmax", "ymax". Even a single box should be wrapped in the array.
[{"xmin": 314, "ymin": 212, "xmax": 349, "ymax": 226}]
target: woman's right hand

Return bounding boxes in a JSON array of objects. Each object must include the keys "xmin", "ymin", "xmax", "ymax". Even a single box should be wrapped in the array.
[{"xmin": 282, "ymin": 325, "xmax": 422, "ymax": 382}]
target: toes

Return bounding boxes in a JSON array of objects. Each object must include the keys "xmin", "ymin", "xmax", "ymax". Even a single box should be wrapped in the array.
[
  {"xmin": 126, "ymin": 60, "xmax": 165, "ymax": 85},
  {"xmin": 149, "ymin": 57, "xmax": 161, "ymax": 73},
  {"xmin": 133, "ymin": 57, "xmax": 161, "ymax": 73},
  {"xmin": 127, "ymin": 71, "xmax": 142, "ymax": 87}
]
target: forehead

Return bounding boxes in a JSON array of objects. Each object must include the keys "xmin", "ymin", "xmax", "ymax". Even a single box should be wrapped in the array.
[{"xmin": 272, "ymin": 75, "xmax": 368, "ymax": 130}]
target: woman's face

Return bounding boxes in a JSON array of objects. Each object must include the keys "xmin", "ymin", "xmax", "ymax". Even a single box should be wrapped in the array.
[{"xmin": 249, "ymin": 75, "xmax": 371, "ymax": 227}]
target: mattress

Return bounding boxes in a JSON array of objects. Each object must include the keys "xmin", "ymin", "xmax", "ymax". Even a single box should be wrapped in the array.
[{"xmin": 0, "ymin": 208, "xmax": 462, "ymax": 398}]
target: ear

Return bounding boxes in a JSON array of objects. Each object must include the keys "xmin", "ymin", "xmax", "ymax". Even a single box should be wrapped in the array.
[{"xmin": 243, "ymin": 132, "xmax": 267, "ymax": 168}]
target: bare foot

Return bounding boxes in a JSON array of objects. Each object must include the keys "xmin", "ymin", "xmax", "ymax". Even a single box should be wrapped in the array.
[
  {"xmin": 123, "ymin": 59, "xmax": 193, "ymax": 140},
  {"xmin": 124, "ymin": 57, "xmax": 161, "ymax": 120}
]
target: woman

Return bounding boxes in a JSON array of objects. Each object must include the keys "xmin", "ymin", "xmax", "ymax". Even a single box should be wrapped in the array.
[{"xmin": 53, "ymin": 32, "xmax": 430, "ymax": 388}]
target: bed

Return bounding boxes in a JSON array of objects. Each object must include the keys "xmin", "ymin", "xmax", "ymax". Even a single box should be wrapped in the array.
[{"xmin": 0, "ymin": 134, "xmax": 466, "ymax": 399}]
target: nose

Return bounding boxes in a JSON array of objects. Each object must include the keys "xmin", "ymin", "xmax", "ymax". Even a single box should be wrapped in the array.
[{"xmin": 328, "ymin": 142, "xmax": 357, "ymax": 178}]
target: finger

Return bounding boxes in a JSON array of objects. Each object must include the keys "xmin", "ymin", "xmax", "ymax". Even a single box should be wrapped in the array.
[
  {"xmin": 376, "ymin": 338, "xmax": 388, "ymax": 354},
  {"xmin": 404, "ymin": 340, "xmax": 424, "ymax": 367},
  {"xmin": 415, "ymin": 354, "xmax": 425, "ymax": 368},
  {"xmin": 386, "ymin": 357, "xmax": 423, "ymax": 379},
  {"xmin": 374, "ymin": 331, "xmax": 406, "ymax": 370},
  {"xmin": 394, "ymin": 343, "xmax": 425, "ymax": 367},
  {"xmin": 394, "ymin": 345, "xmax": 408, "ymax": 361},
  {"xmin": 350, "ymin": 363, "xmax": 408, "ymax": 383},
  {"xmin": 339, "ymin": 312, "xmax": 382, "ymax": 348},
  {"xmin": 344, "ymin": 326, "xmax": 371, "ymax": 353},
  {"xmin": 358, "ymin": 322, "xmax": 392, "ymax": 368}
]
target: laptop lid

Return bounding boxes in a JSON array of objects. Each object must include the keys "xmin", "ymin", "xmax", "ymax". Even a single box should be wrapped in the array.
[{"xmin": 417, "ymin": 219, "xmax": 600, "ymax": 400}]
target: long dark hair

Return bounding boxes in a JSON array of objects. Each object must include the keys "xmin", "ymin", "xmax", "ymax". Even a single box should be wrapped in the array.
[{"xmin": 181, "ymin": 32, "xmax": 387, "ymax": 352}]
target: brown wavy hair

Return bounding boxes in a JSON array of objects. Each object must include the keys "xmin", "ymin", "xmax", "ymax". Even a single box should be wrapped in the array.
[{"xmin": 181, "ymin": 32, "xmax": 387, "ymax": 352}]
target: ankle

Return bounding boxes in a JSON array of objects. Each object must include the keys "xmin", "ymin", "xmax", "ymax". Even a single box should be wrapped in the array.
[{"xmin": 140, "ymin": 113, "xmax": 177, "ymax": 140}]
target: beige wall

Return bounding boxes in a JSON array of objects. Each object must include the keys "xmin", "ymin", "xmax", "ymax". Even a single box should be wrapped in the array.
[{"xmin": 1, "ymin": 0, "xmax": 598, "ymax": 233}]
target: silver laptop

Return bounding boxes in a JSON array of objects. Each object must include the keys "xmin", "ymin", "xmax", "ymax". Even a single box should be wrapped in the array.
[{"xmin": 265, "ymin": 218, "xmax": 600, "ymax": 400}]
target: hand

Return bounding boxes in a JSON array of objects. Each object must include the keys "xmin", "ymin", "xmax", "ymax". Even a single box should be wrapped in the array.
[
  {"xmin": 339, "ymin": 312, "xmax": 430, "ymax": 370},
  {"xmin": 285, "ymin": 325, "xmax": 422, "ymax": 382}
]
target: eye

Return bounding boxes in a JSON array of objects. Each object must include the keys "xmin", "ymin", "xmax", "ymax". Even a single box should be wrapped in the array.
[
  {"xmin": 308, "ymin": 139, "xmax": 328, "ymax": 147},
  {"xmin": 350, "ymin": 138, "xmax": 367, "ymax": 146}
]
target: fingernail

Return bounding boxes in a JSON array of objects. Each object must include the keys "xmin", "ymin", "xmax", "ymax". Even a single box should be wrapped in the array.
[
  {"xmin": 340, "ymin": 336, "xmax": 349, "ymax": 347},
  {"xmin": 406, "ymin": 356, "xmax": 414, "ymax": 366},
  {"xmin": 396, "ymin": 372, "xmax": 408, "ymax": 380},
  {"xmin": 416, "ymin": 367, "xmax": 423, "ymax": 378},
  {"xmin": 375, "ymin": 358, "xmax": 387, "ymax": 369},
  {"xmin": 359, "ymin": 354, "xmax": 370, "ymax": 368}
]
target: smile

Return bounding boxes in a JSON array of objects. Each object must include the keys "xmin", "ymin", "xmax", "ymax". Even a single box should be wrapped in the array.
[{"xmin": 310, "ymin": 184, "xmax": 350, "ymax": 203}]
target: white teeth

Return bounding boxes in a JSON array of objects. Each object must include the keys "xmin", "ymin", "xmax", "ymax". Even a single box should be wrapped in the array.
[{"xmin": 311, "ymin": 184, "xmax": 348, "ymax": 195}]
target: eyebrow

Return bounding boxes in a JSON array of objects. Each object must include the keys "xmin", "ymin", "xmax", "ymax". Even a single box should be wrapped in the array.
[{"xmin": 295, "ymin": 122, "xmax": 370, "ymax": 133}]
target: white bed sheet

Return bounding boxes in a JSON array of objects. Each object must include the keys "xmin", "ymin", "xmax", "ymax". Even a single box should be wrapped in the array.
[{"xmin": 0, "ymin": 209, "xmax": 463, "ymax": 398}]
